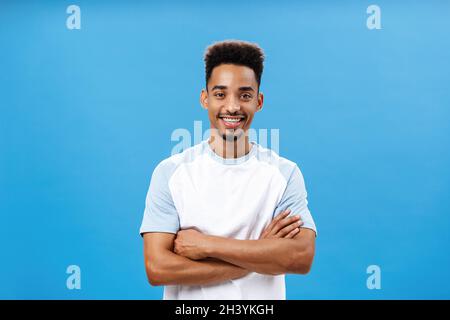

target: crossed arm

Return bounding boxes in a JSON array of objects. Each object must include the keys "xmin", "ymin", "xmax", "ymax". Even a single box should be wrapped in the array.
[{"xmin": 143, "ymin": 209, "xmax": 316, "ymax": 286}]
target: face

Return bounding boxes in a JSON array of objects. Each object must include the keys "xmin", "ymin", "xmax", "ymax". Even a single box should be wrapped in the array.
[{"xmin": 200, "ymin": 64, "xmax": 264, "ymax": 142}]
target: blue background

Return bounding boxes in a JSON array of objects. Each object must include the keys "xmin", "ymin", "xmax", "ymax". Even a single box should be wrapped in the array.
[{"xmin": 1, "ymin": 0, "xmax": 449, "ymax": 299}]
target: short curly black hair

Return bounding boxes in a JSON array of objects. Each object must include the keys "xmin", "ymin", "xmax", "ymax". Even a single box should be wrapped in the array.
[{"xmin": 203, "ymin": 40, "xmax": 265, "ymax": 90}]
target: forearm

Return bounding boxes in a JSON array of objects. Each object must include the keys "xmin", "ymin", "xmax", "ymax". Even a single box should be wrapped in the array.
[
  {"xmin": 146, "ymin": 251, "xmax": 248, "ymax": 286},
  {"xmin": 203, "ymin": 236, "xmax": 313, "ymax": 275}
]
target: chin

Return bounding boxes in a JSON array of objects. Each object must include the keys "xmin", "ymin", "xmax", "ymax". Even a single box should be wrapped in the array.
[
  {"xmin": 221, "ymin": 133, "xmax": 239, "ymax": 142},
  {"xmin": 221, "ymin": 129, "xmax": 246, "ymax": 141}
]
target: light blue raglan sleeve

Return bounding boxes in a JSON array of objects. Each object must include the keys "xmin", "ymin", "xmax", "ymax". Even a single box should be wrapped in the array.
[
  {"xmin": 139, "ymin": 160, "xmax": 180, "ymax": 236},
  {"xmin": 273, "ymin": 164, "xmax": 317, "ymax": 237}
]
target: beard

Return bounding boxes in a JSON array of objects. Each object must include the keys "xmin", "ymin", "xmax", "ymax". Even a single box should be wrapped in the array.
[
  {"xmin": 221, "ymin": 128, "xmax": 245, "ymax": 142},
  {"xmin": 222, "ymin": 133, "xmax": 238, "ymax": 142}
]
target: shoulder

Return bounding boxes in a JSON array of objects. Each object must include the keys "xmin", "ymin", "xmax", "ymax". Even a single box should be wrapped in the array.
[
  {"xmin": 252, "ymin": 143, "xmax": 303, "ymax": 182},
  {"xmin": 152, "ymin": 141, "xmax": 206, "ymax": 180}
]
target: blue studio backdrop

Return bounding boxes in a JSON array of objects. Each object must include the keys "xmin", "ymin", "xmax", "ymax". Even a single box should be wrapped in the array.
[{"xmin": 1, "ymin": 0, "xmax": 449, "ymax": 299}]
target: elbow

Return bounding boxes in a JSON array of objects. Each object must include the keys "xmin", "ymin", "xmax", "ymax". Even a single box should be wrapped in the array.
[
  {"xmin": 147, "ymin": 273, "xmax": 163, "ymax": 287},
  {"xmin": 145, "ymin": 259, "xmax": 167, "ymax": 286},
  {"xmin": 287, "ymin": 247, "xmax": 315, "ymax": 275},
  {"xmin": 296, "ymin": 261, "xmax": 313, "ymax": 275}
]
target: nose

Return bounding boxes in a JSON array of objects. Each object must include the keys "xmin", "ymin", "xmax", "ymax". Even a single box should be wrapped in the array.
[{"xmin": 225, "ymin": 96, "xmax": 241, "ymax": 113}]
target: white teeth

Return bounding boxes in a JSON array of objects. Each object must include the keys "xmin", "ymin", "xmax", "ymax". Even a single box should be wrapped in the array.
[{"xmin": 222, "ymin": 118, "xmax": 241, "ymax": 122}]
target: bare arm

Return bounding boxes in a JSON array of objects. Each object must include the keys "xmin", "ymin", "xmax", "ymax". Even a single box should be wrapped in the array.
[
  {"xmin": 144, "ymin": 209, "xmax": 307, "ymax": 285},
  {"xmin": 143, "ymin": 232, "xmax": 248, "ymax": 286},
  {"xmin": 203, "ymin": 228, "xmax": 316, "ymax": 275},
  {"xmin": 175, "ymin": 215, "xmax": 315, "ymax": 276}
]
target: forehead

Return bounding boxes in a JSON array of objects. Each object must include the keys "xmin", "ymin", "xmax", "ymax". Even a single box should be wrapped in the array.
[{"xmin": 209, "ymin": 64, "xmax": 257, "ymax": 89}]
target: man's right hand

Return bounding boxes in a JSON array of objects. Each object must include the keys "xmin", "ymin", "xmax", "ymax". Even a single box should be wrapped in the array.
[{"xmin": 259, "ymin": 209, "xmax": 303, "ymax": 239}]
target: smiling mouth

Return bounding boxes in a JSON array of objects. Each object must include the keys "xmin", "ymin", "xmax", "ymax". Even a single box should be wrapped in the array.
[{"xmin": 218, "ymin": 116, "xmax": 245, "ymax": 129}]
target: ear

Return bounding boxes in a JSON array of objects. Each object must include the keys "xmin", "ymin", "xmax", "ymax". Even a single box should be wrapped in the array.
[
  {"xmin": 256, "ymin": 91, "xmax": 264, "ymax": 112},
  {"xmin": 200, "ymin": 89, "xmax": 208, "ymax": 110}
]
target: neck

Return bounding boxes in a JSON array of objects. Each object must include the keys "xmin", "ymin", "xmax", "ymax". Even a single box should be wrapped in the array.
[{"xmin": 208, "ymin": 131, "xmax": 251, "ymax": 159}]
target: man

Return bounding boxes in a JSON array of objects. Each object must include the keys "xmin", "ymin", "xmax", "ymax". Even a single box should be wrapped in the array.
[{"xmin": 139, "ymin": 40, "xmax": 317, "ymax": 299}]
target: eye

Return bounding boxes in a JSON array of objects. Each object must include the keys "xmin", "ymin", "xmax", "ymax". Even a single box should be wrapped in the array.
[
  {"xmin": 241, "ymin": 93, "xmax": 252, "ymax": 100},
  {"xmin": 214, "ymin": 92, "xmax": 225, "ymax": 98}
]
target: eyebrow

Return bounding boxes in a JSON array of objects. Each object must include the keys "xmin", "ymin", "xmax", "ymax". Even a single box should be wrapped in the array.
[{"xmin": 211, "ymin": 85, "xmax": 255, "ymax": 92}]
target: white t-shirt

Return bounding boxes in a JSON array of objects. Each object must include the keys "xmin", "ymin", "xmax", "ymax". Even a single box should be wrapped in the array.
[{"xmin": 140, "ymin": 139, "xmax": 317, "ymax": 299}]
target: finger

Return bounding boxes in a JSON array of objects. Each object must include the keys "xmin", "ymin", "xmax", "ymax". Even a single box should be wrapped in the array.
[
  {"xmin": 271, "ymin": 209, "xmax": 291, "ymax": 226},
  {"xmin": 259, "ymin": 229, "xmax": 268, "ymax": 239},
  {"xmin": 277, "ymin": 220, "xmax": 303, "ymax": 237},
  {"xmin": 284, "ymin": 227, "xmax": 300, "ymax": 239},
  {"xmin": 271, "ymin": 215, "xmax": 300, "ymax": 235},
  {"xmin": 264, "ymin": 211, "xmax": 289, "ymax": 235},
  {"xmin": 267, "ymin": 209, "xmax": 291, "ymax": 234}
]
